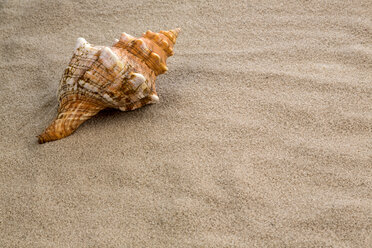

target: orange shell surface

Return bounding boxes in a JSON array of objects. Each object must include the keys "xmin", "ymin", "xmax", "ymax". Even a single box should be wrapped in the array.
[{"xmin": 38, "ymin": 28, "xmax": 180, "ymax": 143}]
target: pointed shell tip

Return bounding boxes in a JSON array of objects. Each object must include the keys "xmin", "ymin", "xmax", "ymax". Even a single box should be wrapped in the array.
[{"xmin": 74, "ymin": 37, "xmax": 88, "ymax": 51}]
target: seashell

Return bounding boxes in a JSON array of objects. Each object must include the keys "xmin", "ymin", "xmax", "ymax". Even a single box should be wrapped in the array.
[{"xmin": 38, "ymin": 28, "xmax": 180, "ymax": 143}]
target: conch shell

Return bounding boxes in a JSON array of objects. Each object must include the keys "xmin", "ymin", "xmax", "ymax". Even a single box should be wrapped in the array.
[{"xmin": 38, "ymin": 28, "xmax": 180, "ymax": 143}]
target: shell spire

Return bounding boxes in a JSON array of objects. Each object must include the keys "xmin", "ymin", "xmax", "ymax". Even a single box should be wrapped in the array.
[
  {"xmin": 115, "ymin": 28, "xmax": 182, "ymax": 75},
  {"xmin": 159, "ymin": 28, "xmax": 181, "ymax": 44}
]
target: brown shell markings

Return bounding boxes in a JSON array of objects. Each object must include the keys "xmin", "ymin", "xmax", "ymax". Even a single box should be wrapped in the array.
[{"xmin": 37, "ymin": 28, "xmax": 180, "ymax": 143}]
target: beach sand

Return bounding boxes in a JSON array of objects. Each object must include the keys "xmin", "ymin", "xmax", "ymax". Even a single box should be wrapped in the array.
[{"xmin": 1, "ymin": 0, "xmax": 371, "ymax": 247}]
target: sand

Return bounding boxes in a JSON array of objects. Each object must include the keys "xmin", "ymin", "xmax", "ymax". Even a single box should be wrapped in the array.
[{"xmin": 1, "ymin": 0, "xmax": 371, "ymax": 247}]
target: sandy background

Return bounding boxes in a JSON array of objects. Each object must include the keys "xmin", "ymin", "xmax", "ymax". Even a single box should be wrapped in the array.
[{"xmin": 1, "ymin": 0, "xmax": 371, "ymax": 247}]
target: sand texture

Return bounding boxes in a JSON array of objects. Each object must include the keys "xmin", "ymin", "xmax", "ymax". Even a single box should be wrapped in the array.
[{"xmin": 1, "ymin": 0, "xmax": 371, "ymax": 247}]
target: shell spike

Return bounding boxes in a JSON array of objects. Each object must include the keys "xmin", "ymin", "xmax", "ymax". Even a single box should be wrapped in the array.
[
  {"xmin": 119, "ymin": 32, "xmax": 135, "ymax": 44},
  {"xmin": 75, "ymin": 37, "xmax": 89, "ymax": 50},
  {"xmin": 100, "ymin": 47, "xmax": 121, "ymax": 69},
  {"xmin": 144, "ymin": 30, "xmax": 155, "ymax": 39}
]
